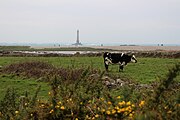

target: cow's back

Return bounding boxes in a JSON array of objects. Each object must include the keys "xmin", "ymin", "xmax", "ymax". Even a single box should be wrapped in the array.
[{"xmin": 110, "ymin": 53, "xmax": 122, "ymax": 63}]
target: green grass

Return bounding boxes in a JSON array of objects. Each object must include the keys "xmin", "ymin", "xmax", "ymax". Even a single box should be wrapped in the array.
[
  {"xmin": 0, "ymin": 56, "xmax": 179, "ymax": 83},
  {"xmin": 0, "ymin": 74, "xmax": 50, "ymax": 100},
  {"xmin": 119, "ymin": 58, "xmax": 180, "ymax": 83}
]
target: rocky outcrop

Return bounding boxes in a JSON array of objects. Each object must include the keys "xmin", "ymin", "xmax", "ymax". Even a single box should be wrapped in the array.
[{"xmin": 101, "ymin": 75, "xmax": 153, "ymax": 90}]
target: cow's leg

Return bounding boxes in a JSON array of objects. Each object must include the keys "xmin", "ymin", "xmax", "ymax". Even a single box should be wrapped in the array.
[
  {"xmin": 120, "ymin": 65, "xmax": 124, "ymax": 70},
  {"xmin": 104, "ymin": 57, "xmax": 112, "ymax": 72},
  {"xmin": 119, "ymin": 65, "xmax": 124, "ymax": 72},
  {"xmin": 104, "ymin": 60, "xmax": 109, "ymax": 71},
  {"xmin": 105, "ymin": 64, "xmax": 109, "ymax": 71},
  {"xmin": 119, "ymin": 62, "xmax": 125, "ymax": 72}
]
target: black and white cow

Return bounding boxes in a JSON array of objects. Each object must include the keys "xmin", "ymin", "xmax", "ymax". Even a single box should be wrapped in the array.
[{"xmin": 103, "ymin": 52, "xmax": 137, "ymax": 72}]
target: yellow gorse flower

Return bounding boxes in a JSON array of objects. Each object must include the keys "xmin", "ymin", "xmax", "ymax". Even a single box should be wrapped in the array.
[
  {"xmin": 125, "ymin": 106, "xmax": 132, "ymax": 112},
  {"xmin": 55, "ymin": 105, "xmax": 60, "ymax": 108},
  {"xmin": 126, "ymin": 101, "xmax": 131, "ymax": 106},
  {"xmin": 101, "ymin": 108, "xmax": 106, "ymax": 112},
  {"xmin": 107, "ymin": 101, "xmax": 112, "ymax": 105},
  {"xmin": 49, "ymin": 109, "xmax": 54, "ymax": 114},
  {"xmin": 139, "ymin": 101, "xmax": 145, "ymax": 107},
  {"xmin": 115, "ymin": 106, "xmax": 120, "ymax": 110},
  {"xmin": 100, "ymin": 97, "xmax": 104, "ymax": 101},
  {"xmin": 15, "ymin": 111, "xmax": 19, "ymax": 114},
  {"xmin": 131, "ymin": 104, "xmax": 135, "ymax": 107},
  {"xmin": 120, "ymin": 108, "xmax": 125, "ymax": 112},
  {"xmin": 60, "ymin": 106, "xmax": 65, "ymax": 110},
  {"xmin": 112, "ymin": 109, "xmax": 116, "ymax": 114},
  {"xmin": 117, "ymin": 96, "xmax": 121, "ymax": 99},
  {"xmin": 118, "ymin": 101, "xmax": 125, "ymax": 106},
  {"xmin": 129, "ymin": 113, "xmax": 133, "ymax": 117},
  {"xmin": 95, "ymin": 114, "xmax": 99, "ymax": 118},
  {"xmin": 57, "ymin": 101, "xmax": 61, "ymax": 105},
  {"xmin": 106, "ymin": 110, "xmax": 111, "ymax": 115}
]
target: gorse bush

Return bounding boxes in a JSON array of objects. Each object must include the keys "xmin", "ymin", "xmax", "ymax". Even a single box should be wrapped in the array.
[
  {"xmin": 0, "ymin": 88, "xmax": 19, "ymax": 120},
  {"xmin": 0, "ymin": 62, "xmax": 179, "ymax": 119}
]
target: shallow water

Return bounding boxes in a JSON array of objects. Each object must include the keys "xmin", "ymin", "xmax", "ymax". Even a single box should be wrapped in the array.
[{"xmin": 13, "ymin": 51, "xmax": 99, "ymax": 55}]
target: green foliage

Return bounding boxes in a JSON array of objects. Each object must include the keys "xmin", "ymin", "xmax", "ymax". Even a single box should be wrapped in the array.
[
  {"xmin": 0, "ymin": 88, "xmax": 18, "ymax": 119},
  {"xmin": 151, "ymin": 63, "xmax": 180, "ymax": 104},
  {"xmin": 0, "ymin": 57, "xmax": 179, "ymax": 119}
]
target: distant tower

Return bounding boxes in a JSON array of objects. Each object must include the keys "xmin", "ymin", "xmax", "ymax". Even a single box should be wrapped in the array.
[
  {"xmin": 77, "ymin": 30, "xmax": 80, "ymax": 44},
  {"xmin": 73, "ymin": 29, "xmax": 82, "ymax": 46}
]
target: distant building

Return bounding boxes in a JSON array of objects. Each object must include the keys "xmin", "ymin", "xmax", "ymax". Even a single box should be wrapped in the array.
[{"xmin": 72, "ymin": 30, "xmax": 82, "ymax": 46}]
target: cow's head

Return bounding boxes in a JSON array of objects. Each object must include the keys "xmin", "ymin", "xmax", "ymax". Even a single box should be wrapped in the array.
[
  {"xmin": 131, "ymin": 55, "xmax": 137, "ymax": 63},
  {"xmin": 103, "ymin": 52, "xmax": 112, "ymax": 64}
]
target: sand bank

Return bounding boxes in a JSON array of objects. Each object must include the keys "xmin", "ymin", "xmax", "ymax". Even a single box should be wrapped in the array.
[{"xmin": 31, "ymin": 45, "xmax": 180, "ymax": 51}]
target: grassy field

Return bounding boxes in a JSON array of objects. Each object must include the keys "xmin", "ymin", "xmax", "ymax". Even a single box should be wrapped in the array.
[
  {"xmin": 0, "ymin": 56, "xmax": 179, "ymax": 83},
  {"xmin": 0, "ymin": 56, "xmax": 179, "ymax": 119},
  {"xmin": 0, "ymin": 56, "xmax": 179, "ymax": 98},
  {"xmin": 0, "ymin": 75, "xmax": 50, "ymax": 100}
]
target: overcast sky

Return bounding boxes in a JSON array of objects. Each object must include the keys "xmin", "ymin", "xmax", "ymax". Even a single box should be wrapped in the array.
[{"xmin": 0, "ymin": 0, "xmax": 180, "ymax": 45}]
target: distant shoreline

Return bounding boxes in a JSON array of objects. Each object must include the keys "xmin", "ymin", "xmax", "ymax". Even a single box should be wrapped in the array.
[
  {"xmin": 90, "ymin": 46, "xmax": 180, "ymax": 51},
  {"xmin": 1, "ymin": 44, "xmax": 180, "ymax": 51},
  {"xmin": 30, "ymin": 45, "xmax": 180, "ymax": 51}
]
